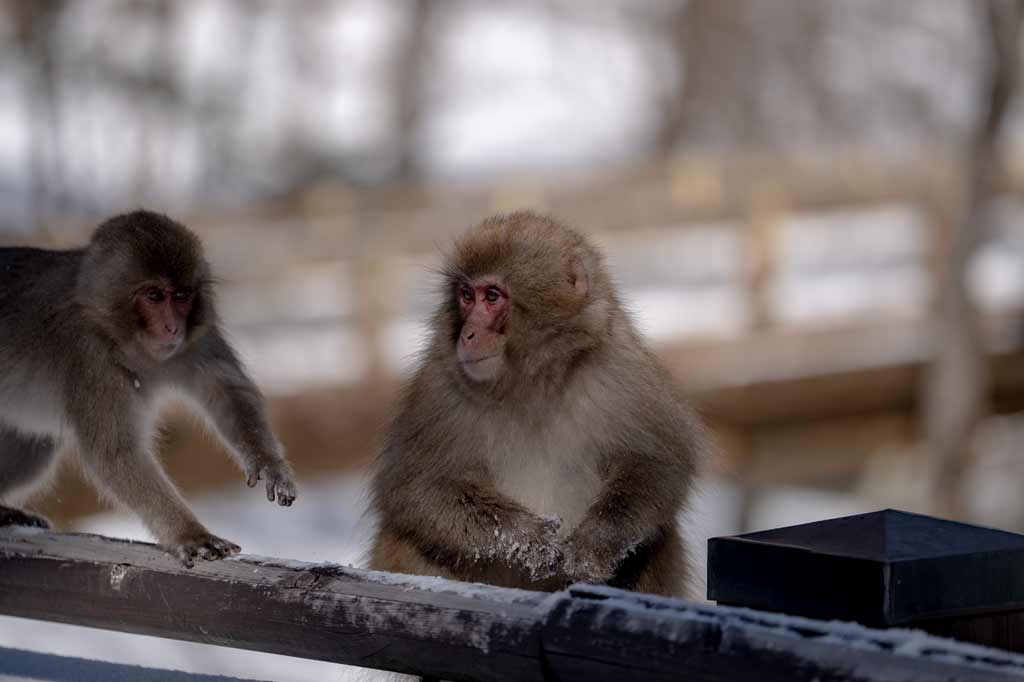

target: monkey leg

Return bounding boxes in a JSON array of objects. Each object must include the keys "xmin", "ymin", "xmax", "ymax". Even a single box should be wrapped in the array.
[
  {"xmin": 0, "ymin": 505, "xmax": 50, "ymax": 529},
  {"xmin": 0, "ymin": 427, "xmax": 57, "ymax": 529},
  {"xmin": 610, "ymin": 524, "xmax": 689, "ymax": 597},
  {"xmin": 370, "ymin": 528, "xmax": 451, "ymax": 577}
]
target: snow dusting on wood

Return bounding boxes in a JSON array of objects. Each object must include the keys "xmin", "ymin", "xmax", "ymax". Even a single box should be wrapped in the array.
[{"xmin": 2, "ymin": 529, "xmax": 1024, "ymax": 681}]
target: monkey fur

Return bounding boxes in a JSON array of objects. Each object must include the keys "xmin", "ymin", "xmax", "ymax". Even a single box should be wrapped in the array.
[
  {"xmin": 0, "ymin": 210, "xmax": 296, "ymax": 566},
  {"xmin": 369, "ymin": 211, "xmax": 705, "ymax": 596}
]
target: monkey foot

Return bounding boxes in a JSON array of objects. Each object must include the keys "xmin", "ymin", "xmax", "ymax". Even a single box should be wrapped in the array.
[
  {"xmin": 245, "ymin": 464, "xmax": 297, "ymax": 507},
  {"xmin": 169, "ymin": 532, "xmax": 241, "ymax": 568},
  {"xmin": 0, "ymin": 507, "xmax": 51, "ymax": 530}
]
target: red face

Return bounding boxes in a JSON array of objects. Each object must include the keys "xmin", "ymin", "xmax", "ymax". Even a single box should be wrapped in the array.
[
  {"xmin": 456, "ymin": 278, "xmax": 508, "ymax": 382},
  {"xmin": 134, "ymin": 279, "xmax": 194, "ymax": 361}
]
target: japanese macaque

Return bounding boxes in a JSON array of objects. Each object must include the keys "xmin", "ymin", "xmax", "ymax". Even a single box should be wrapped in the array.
[
  {"xmin": 0, "ymin": 210, "xmax": 296, "ymax": 567},
  {"xmin": 369, "ymin": 211, "xmax": 705, "ymax": 596}
]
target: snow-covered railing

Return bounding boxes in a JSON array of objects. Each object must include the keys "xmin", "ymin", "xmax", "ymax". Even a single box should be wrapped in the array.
[{"xmin": 1, "ymin": 528, "xmax": 1023, "ymax": 682}]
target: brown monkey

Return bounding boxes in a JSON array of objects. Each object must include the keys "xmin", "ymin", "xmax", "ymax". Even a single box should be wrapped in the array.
[
  {"xmin": 0, "ymin": 210, "xmax": 296, "ymax": 566},
  {"xmin": 369, "ymin": 211, "xmax": 704, "ymax": 595}
]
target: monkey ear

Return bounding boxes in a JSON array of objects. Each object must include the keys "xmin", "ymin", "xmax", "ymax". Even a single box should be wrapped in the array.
[{"xmin": 568, "ymin": 257, "xmax": 589, "ymax": 297}]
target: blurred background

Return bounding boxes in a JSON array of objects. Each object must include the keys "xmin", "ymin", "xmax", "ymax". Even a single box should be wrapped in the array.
[{"xmin": 2, "ymin": 0, "xmax": 1024, "ymax": 679}]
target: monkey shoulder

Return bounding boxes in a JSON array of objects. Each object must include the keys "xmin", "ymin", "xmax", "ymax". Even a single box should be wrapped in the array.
[
  {"xmin": 0, "ymin": 248, "xmax": 81, "ymax": 298},
  {"xmin": 0, "ymin": 251, "xmax": 88, "ymax": 375},
  {"xmin": 578, "ymin": 344, "xmax": 703, "ymax": 460},
  {"xmin": 404, "ymin": 360, "xmax": 467, "ymax": 418},
  {"xmin": 375, "ymin": 364, "xmax": 487, "ymax": 472},
  {"xmin": 0, "ymin": 249, "xmax": 83, "ymax": 353}
]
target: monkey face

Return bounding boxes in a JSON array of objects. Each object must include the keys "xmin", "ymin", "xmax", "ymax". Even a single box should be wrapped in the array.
[
  {"xmin": 455, "ymin": 278, "xmax": 509, "ymax": 383},
  {"xmin": 133, "ymin": 278, "xmax": 195, "ymax": 361},
  {"xmin": 80, "ymin": 210, "xmax": 214, "ymax": 367},
  {"xmin": 445, "ymin": 212, "xmax": 605, "ymax": 390}
]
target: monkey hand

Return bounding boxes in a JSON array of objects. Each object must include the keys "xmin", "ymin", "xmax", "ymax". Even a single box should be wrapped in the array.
[
  {"xmin": 168, "ymin": 527, "xmax": 241, "ymax": 569},
  {"xmin": 561, "ymin": 525, "xmax": 625, "ymax": 585},
  {"xmin": 493, "ymin": 514, "xmax": 562, "ymax": 580},
  {"xmin": 0, "ymin": 507, "xmax": 51, "ymax": 530},
  {"xmin": 245, "ymin": 460, "xmax": 297, "ymax": 506}
]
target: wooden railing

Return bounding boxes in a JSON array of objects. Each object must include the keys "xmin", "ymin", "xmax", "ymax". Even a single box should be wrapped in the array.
[{"xmin": 2, "ymin": 529, "xmax": 1023, "ymax": 681}]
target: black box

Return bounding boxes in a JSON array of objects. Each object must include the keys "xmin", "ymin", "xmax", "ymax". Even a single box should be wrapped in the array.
[{"xmin": 708, "ymin": 509, "xmax": 1024, "ymax": 652}]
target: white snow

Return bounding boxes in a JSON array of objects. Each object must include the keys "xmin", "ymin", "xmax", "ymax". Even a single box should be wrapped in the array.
[{"xmin": 573, "ymin": 584, "xmax": 1024, "ymax": 673}]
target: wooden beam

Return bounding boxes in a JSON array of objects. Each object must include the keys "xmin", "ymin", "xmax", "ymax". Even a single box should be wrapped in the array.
[
  {"xmin": 547, "ymin": 585, "xmax": 1024, "ymax": 682},
  {"xmin": 667, "ymin": 312, "xmax": 1024, "ymax": 428},
  {"xmin": 3, "ymin": 530, "xmax": 1024, "ymax": 681},
  {"xmin": 0, "ymin": 530, "xmax": 546, "ymax": 682}
]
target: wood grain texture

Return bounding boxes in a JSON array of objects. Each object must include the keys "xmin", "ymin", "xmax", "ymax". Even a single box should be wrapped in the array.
[
  {"xmin": 547, "ymin": 586, "xmax": 1024, "ymax": 682},
  {"xmin": 0, "ymin": 529, "xmax": 547, "ymax": 682},
  {"xmin": 4, "ymin": 530, "xmax": 1024, "ymax": 681}
]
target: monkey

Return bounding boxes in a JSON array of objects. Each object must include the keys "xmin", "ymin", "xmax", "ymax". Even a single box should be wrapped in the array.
[
  {"xmin": 368, "ymin": 211, "xmax": 705, "ymax": 596},
  {"xmin": 0, "ymin": 210, "xmax": 297, "ymax": 567}
]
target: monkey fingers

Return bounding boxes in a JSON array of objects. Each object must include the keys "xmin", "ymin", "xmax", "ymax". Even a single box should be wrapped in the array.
[
  {"xmin": 561, "ymin": 530, "xmax": 621, "ymax": 585},
  {"xmin": 245, "ymin": 464, "xmax": 297, "ymax": 506},
  {"xmin": 500, "ymin": 514, "xmax": 563, "ymax": 580},
  {"xmin": 266, "ymin": 476, "xmax": 296, "ymax": 506},
  {"xmin": 170, "ymin": 532, "xmax": 241, "ymax": 568},
  {"xmin": 0, "ymin": 506, "xmax": 51, "ymax": 530},
  {"xmin": 523, "ymin": 541, "xmax": 563, "ymax": 581}
]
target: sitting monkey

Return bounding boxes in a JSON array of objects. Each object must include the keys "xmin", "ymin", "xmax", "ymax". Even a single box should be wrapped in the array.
[{"xmin": 369, "ymin": 211, "xmax": 705, "ymax": 595}]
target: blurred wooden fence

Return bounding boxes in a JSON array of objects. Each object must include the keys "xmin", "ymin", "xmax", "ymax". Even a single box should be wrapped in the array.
[
  {"xmin": 23, "ymin": 152, "xmax": 1024, "ymax": 524},
  {"xmin": 212, "ymin": 151, "xmax": 1024, "ymax": 470}
]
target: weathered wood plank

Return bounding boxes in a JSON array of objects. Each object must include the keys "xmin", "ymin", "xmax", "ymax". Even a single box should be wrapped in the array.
[
  {"xmin": 545, "ymin": 585, "xmax": 1024, "ymax": 682},
  {"xmin": 4, "ymin": 530, "xmax": 1024, "ymax": 681},
  {"xmin": 0, "ymin": 529, "xmax": 547, "ymax": 682}
]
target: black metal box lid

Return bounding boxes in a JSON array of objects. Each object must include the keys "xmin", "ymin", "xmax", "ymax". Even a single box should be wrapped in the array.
[{"xmin": 707, "ymin": 509, "xmax": 1024, "ymax": 625}]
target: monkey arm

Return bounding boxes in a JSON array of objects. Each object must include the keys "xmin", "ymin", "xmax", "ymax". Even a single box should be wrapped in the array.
[
  {"xmin": 563, "ymin": 453, "xmax": 693, "ymax": 584},
  {"xmin": 67, "ymin": 383, "xmax": 238, "ymax": 566},
  {"xmin": 76, "ymin": 417, "xmax": 199, "ymax": 539},
  {"xmin": 177, "ymin": 332, "xmax": 295, "ymax": 506},
  {"xmin": 375, "ymin": 468, "xmax": 561, "ymax": 578}
]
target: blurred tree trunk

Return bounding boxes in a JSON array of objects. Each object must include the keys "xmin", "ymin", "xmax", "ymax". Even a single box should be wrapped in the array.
[
  {"xmin": 921, "ymin": 0, "xmax": 1023, "ymax": 520},
  {"xmin": 133, "ymin": 0, "xmax": 175, "ymax": 203},
  {"xmin": 652, "ymin": 0, "xmax": 830, "ymax": 155},
  {"xmin": 392, "ymin": 0, "xmax": 437, "ymax": 179},
  {"xmin": 9, "ymin": 1, "xmax": 66, "ymax": 228},
  {"xmin": 654, "ymin": 0, "xmax": 758, "ymax": 154}
]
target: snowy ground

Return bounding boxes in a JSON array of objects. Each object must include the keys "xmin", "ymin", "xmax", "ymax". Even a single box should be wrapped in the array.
[{"xmin": 0, "ymin": 470, "xmax": 869, "ymax": 681}]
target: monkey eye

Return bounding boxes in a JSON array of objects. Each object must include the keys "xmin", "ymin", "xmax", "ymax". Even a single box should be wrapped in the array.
[
  {"xmin": 460, "ymin": 286, "xmax": 474, "ymax": 303},
  {"xmin": 171, "ymin": 289, "xmax": 193, "ymax": 302},
  {"xmin": 484, "ymin": 286, "xmax": 502, "ymax": 303},
  {"xmin": 144, "ymin": 288, "xmax": 165, "ymax": 303}
]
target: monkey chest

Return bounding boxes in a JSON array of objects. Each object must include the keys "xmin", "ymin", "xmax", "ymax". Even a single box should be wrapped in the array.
[
  {"xmin": 488, "ymin": 438, "xmax": 604, "ymax": 534},
  {"xmin": 0, "ymin": 371, "xmax": 65, "ymax": 438}
]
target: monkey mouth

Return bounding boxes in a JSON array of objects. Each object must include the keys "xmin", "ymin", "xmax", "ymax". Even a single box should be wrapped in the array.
[
  {"xmin": 147, "ymin": 341, "xmax": 182, "ymax": 360},
  {"xmin": 459, "ymin": 353, "xmax": 502, "ymax": 382},
  {"xmin": 460, "ymin": 353, "xmax": 499, "ymax": 365}
]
